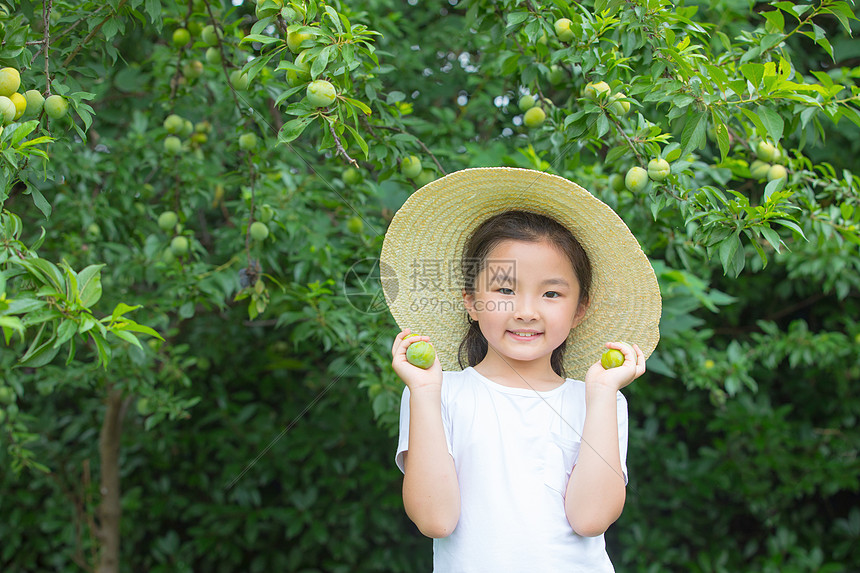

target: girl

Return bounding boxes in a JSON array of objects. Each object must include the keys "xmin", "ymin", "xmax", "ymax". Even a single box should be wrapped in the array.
[{"xmin": 381, "ymin": 168, "xmax": 661, "ymax": 571}]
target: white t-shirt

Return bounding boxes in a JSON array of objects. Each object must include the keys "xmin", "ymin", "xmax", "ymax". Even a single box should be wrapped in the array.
[{"xmin": 396, "ymin": 367, "xmax": 628, "ymax": 573}]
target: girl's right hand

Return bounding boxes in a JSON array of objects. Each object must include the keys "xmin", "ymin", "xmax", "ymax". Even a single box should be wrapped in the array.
[{"xmin": 391, "ymin": 329, "xmax": 443, "ymax": 391}]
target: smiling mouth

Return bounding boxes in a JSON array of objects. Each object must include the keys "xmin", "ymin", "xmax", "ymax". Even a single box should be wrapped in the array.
[{"xmin": 507, "ymin": 331, "xmax": 542, "ymax": 339}]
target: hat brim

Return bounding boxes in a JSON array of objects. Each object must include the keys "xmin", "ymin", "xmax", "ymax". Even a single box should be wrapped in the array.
[{"xmin": 380, "ymin": 167, "xmax": 661, "ymax": 381}]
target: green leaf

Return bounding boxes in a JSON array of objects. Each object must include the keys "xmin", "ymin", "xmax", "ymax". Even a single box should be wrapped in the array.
[
  {"xmin": 679, "ymin": 112, "xmax": 707, "ymax": 158},
  {"xmin": 278, "ymin": 116, "xmax": 314, "ymax": 144},
  {"xmin": 756, "ymin": 106, "xmax": 784, "ymax": 143},
  {"xmin": 77, "ymin": 264, "xmax": 105, "ymax": 307},
  {"xmin": 112, "ymin": 329, "xmax": 143, "ymax": 349}
]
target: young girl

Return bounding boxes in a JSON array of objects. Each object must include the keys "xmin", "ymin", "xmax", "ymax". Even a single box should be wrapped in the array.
[{"xmin": 381, "ymin": 168, "xmax": 661, "ymax": 571}]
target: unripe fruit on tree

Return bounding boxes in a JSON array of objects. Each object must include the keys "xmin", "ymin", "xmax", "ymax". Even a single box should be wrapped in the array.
[
  {"xmin": 230, "ymin": 70, "xmax": 250, "ymax": 90},
  {"xmin": 0, "ymin": 386, "xmax": 14, "ymax": 404},
  {"xmin": 584, "ymin": 80, "xmax": 611, "ymax": 100},
  {"xmin": 24, "ymin": 90, "xmax": 44, "ymax": 117},
  {"xmin": 342, "ymin": 167, "xmax": 361, "ymax": 185},
  {"xmin": 164, "ymin": 136, "xmax": 183, "ymax": 154},
  {"xmin": 201, "ymin": 25, "xmax": 218, "ymax": 46},
  {"xmin": 401, "ymin": 155, "xmax": 422, "ymax": 179},
  {"xmin": 250, "ymin": 221, "xmax": 269, "ymax": 241},
  {"xmin": 609, "ymin": 92, "xmax": 630, "ymax": 116},
  {"xmin": 238, "ymin": 132, "xmax": 257, "ymax": 150},
  {"xmin": 184, "ymin": 60, "xmax": 204, "ymax": 79},
  {"xmin": 749, "ymin": 160, "xmax": 771, "ymax": 180},
  {"xmin": 625, "ymin": 166, "xmax": 648, "ymax": 193},
  {"xmin": 170, "ymin": 235, "xmax": 190, "ymax": 255},
  {"xmin": 172, "ymin": 28, "xmax": 191, "ymax": 48},
  {"xmin": 206, "ymin": 47, "xmax": 221, "ymax": 65},
  {"xmin": 601, "ymin": 348, "xmax": 625, "ymax": 369},
  {"xmin": 548, "ymin": 65, "xmax": 566, "ymax": 85},
  {"xmin": 44, "ymin": 94, "xmax": 69, "ymax": 119},
  {"xmin": 523, "ymin": 106, "xmax": 546, "ymax": 128},
  {"xmin": 164, "ymin": 113, "xmax": 184, "ymax": 134},
  {"xmin": 554, "ymin": 18, "xmax": 575, "ymax": 42},
  {"xmin": 180, "ymin": 119, "xmax": 194, "ymax": 137},
  {"xmin": 405, "ymin": 336, "xmax": 436, "ymax": 369},
  {"xmin": 287, "ymin": 29, "xmax": 313, "ymax": 53},
  {"xmin": 258, "ymin": 204, "xmax": 275, "ymax": 223},
  {"xmin": 306, "ymin": 79, "xmax": 336, "ymax": 107},
  {"xmin": 9, "ymin": 92, "xmax": 26, "ymax": 120},
  {"xmin": 414, "ymin": 169, "xmax": 436, "ymax": 187},
  {"xmin": 286, "ymin": 51, "xmax": 312, "ymax": 86},
  {"xmin": 346, "ymin": 215, "xmax": 363, "ymax": 234},
  {"xmin": 647, "ymin": 157, "xmax": 671, "ymax": 181},
  {"xmin": 256, "ymin": 0, "xmax": 284, "ymax": 19},
  {"xmin": 767, "ymin": 164, "xmax": 787, "ymax": 182},
  {"xmin": 756, "ymin": 140, "xmax": 780, "ymax": 163},
  {"xmin": 518, "ymin": 94, "xmax": 535, "ymax": 112},
  {"xmin": 0, "ymin": 67, "xmax": 20, "ymax": 97},
  {"xmin": 0, "ymin": 96, "xmax": 15, "ymax": 124},
  {"xmin": 609, "ymin": 173, "xmax": 626, "ymax": 193},
  {"xmin": 158, "ymin": 211, "xmax": 178, "ymax": 231}
]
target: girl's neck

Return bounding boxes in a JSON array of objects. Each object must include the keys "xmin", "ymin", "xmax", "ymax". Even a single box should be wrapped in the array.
[{"xmin": 473, "ymin": 355, "xmax": 565, "ymax": 392}]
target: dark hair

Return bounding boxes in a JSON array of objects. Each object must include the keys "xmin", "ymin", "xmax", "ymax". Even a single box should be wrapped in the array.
[{"xmin": 457, "ymin": 210, "xmax": 592, "ymax": 378}]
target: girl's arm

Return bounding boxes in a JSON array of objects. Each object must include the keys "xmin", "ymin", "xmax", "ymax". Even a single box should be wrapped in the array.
[
  {"xmin": 392, "ymin": 330, "xmax": 460, "ymax": 538},
  {"xmin": 564, "ymin": 342, "xmax": 644, "ymax": 537}
]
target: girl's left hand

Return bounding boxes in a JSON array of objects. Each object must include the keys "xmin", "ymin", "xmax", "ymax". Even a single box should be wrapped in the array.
[{"xmin": 583, "ymin": 341, "xmax": 646, "ymax": 391}]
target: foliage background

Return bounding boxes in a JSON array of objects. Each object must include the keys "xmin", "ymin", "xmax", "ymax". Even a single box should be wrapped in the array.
[{"xmin": 1, "ymin": 0, "xmax": 859, "ymax": 571}]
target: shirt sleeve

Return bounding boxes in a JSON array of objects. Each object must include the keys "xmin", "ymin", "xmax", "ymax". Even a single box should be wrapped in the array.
[
  {"xmin": 394, "ymin": 385, "xmax": 411, "ymax": 473},
  {"xmin": 617, "ymin": 390, "xmax": 629, "ymax": 485}
]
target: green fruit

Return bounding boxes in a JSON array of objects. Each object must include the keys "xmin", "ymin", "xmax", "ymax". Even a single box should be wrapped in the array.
[
  {"xmin": 183, "ymin": 60, "xmax": 204, "ymax": 79},
  {"xmin": 164, "ymin": 113, "xmax": 184, "ymax": 134},
  {"xmin": 286, "ymin": 50, "xmax": 312, "ymax": 86},
  {"xmin": 201, "ymin": 25, "xmax": 218, "ymax": 46},
  {"xmin": 401, "ymin": 155, "xmax": 422, "ymax": 179},
  {"xmin": 158, "ymin": 211, "xmax": 178, "ymax": 231},
  {"xmin": 24, "ymin": 90, "xmax": 44, "ymax": 117},
  {"xmin": 9, "ymin": 92, "xmax": 26, "ymax": 120},
  {"xmin": 600, "ymin": 348, "xmax": 625, "ymax": 369},
  {"xmin": 342, "ymin": 167, "xmax": 361, "ymax": 185},
  {"xmin": 406, "ymin": 339, "xmax": 436, "ymax": 369},
  {"xmin": 170, "ymin": 235, "xmax": 190, "ymax": 255},
  {"xmin": 250, "ymin": 221, "xmax": 269, "ymax": 241},
  {"xmin": 609, "ymin": 92, "xmax": 630, "ymax": 116},
  {"xmin": 756, "ymin": 141, "xmax": 780, "ymax": 163},
  {"xmin": 0, "ymin": 96, "xmax": 15, "ymax": 125},
  {"xmin": 414, "ymin": 169, "xmax": 436, "ymax": 187},
  {"xmin": 647, "ymin": 157, "xmax": 671, "ymax": 181},
  {"xmin": 136, "ymin": 398, "xmax": 150, "ymax": 416},
  {"xmin": 584, "ymin": 80, "xmax": 611, "ymax": 100},
  {"xmin": 625, "ymin": 166, "xmax": 648, "ymax": 193},
  {"xmin": 767, "ymin": 164, "xmax": 787, "ymax": 182},
  {"xmin": 164, "ymin": 136, "xmax": 183, "ymax": 154},
  {"xmin": 554, "ymin": 18, "xmax": 575, "ymax": 42},
  {"xmin": 518, "ymin": 94, "xmax": 535, "ymax": 112},
  {"xmin": 609, "ymin": 173, "xmax": 626, "ymax": 193},
  {"xmin": 87, "ymin": 223, "xmax": 101, "ymax": 237},
  {"xmin": 346, "ymin": 215, "xmax": 364, "ymax": 234},
  {"xmin": 523, "ymin": 106, "xmax": 546, "ymax": 128},
  {"xmin": 306, "ymin": 79, "xmax": 336, "ymax": 107},
  {"xmin": 258, "ymin": 204, "xmax": 275, "ymax": 223},
  {"xmin": 548, "ymin": 65, "xmax": 566, "ymax": 85},
  {"xmin": 230, "ymin": 70, "xmax": 250, "ymax": 90},
  {"xmin": 238, "ymin": 132, "xmax": 258, "ymax": 150},
  {"xmin": 206, "ymin": 47, "xmax": 221, "ymax": 65},
  {"xmin": 0, "ymin": 67, "xmax": 20, "ymax": 97},
  {"xmin": 0, "ymin": 387, "xmax": 15, "ymax": 405},
  {"xmin": 44, "ymin": 95, "xmax": 69, "ymax": 119},
  {"xmin": 749, "ymin": 160, "xmax": 771, "ymax": 180},
  {"xmin": 256, "ymin": 0, "xmax": 283, "ymax": 19},
  {"xmin": 287, "ymin": 29, "xmax": 313, "ymax": 53},
  {"xmin": 172, "ymin": 28, "xmax": 191, "ymax": 48},
  {"xmin": 180, "ymin": 119, "xmax": 194, "ymax": 138}
]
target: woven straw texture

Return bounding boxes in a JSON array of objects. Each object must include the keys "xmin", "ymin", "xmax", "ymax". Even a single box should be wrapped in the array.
[{"xmin": 380, "ymin": 167, "xmax": 661, "ymax": 381}]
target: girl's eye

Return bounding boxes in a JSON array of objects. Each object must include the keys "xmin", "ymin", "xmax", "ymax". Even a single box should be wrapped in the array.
[
  {"xmin": 545, "ymin": 291, "xmax": 560, "ymax": 298},
  {"xmin": 498, "ymin": 287, "xmax": 514, "ymax": 295}
]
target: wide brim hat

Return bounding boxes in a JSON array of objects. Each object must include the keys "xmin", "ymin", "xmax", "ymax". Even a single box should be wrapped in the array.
[{"xmin": 380, "ymin": 167, "xmax": 661, "ymax": 381}]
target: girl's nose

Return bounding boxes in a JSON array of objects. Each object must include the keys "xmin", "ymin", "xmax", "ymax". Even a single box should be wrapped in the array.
[{"xmin": 514, "ymin": 299, "xmax": 539, "ymax": 321}]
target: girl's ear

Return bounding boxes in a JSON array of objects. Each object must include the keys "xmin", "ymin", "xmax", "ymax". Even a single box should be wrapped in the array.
[
  {"xmin": 570, "ymin": 298, "xmax": 589, "ymax": 329},
  {"xmin": 462, "ymin": 289, "xmax": 478, "ymax": 322}
]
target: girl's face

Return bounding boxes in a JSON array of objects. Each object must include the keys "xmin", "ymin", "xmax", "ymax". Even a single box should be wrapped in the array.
[{"xmin": 462, "ymin": 239, "xmax": 587, "ymax": 373}]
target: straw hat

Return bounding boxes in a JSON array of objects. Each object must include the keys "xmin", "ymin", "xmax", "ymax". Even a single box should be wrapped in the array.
[{"xmin": 380, "ymin": 167, "xmax": 661, "ymax": 381}]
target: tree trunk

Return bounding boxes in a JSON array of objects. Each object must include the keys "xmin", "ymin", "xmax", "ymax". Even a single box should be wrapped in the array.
[{"xmin": 96, "ymin": 387, "xmax": 126, "ymax": 573}]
